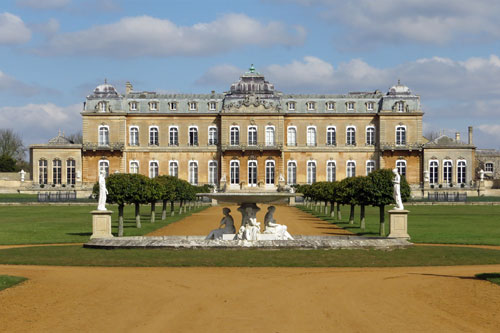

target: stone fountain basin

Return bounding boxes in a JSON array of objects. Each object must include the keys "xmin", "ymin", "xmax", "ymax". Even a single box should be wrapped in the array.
[{"xmin": 202, "ymin": 192, "xmax": 297, "ymax": 204}]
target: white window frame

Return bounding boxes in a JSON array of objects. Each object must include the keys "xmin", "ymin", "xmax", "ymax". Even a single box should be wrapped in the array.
[
  {"xmin": 346, "ymin": 126, "xmax": 356, "ymax": 146},
  {"xmin": 98, "ymin": 101, "xmax": 107, "ymax": 112},
  {"xmin": 443, "ymin": 159, "xmax": 453, "ymax": 184},
  {"xmin": 396, "ymin": 160, "xmax": 406, "ymax": 178},
  {"xmin": 327, "ymin": 101, "xmax": 335, "ymax": 111},
  {"xmin": 149, "ymin": 126, "xmax": 159, "ymax": 146},
  {"xmin": 208, "ymin": 101, "xmax": 217, "ymax": 111},
  {"xmin": 129, "ymin": 126, "xmax": 139, "ymax": 146},
  {"xmin": 485, "ymin": 162, "xmax": 494, "ymax": 173},
  {"xmin": 307, "ymin": 126, "xmax": 317, "ymax": 146},
  {"xmin": 188, "ymin": 101, "xmax": 197, "ymax": 111},
  {"xmin": 208, "ymin": 160, "xmax": 218, "ymax": 185},
  {"xmin": 366, "ymin": 126, "xmax": 375, "ymax": 146},
  {"xmin": 346, "ymin": 160, "xmax": 356, "ymax": 178},
  {"xmin": 230, "ymin": 160, "xmax": 240, "ymax": 185},
  {"xmin": 66, "ymin": 159, "xmax": 76, "ymax": 185},
  {"xmin": 169, "ymin": 126, "xmax": 179, "ymax": 146},
  {"xmin": 129, "ymin": 160, "xmax": 139, "ymax": 174},
  {"xmin": 188, "ymin": 160, "xmax": 198, "ymax": 185},
  {"xmin": 397, "ymin": 101, "xmax": 405, "ymax": 112},
  {"xmin": 188, "ymin": 126, "xmax": 199, "ymax": 146},
  {"xmin": 287, "ymin": 126, "xmax": 297, "ymax": 146},
  {"xmin": 457, "ymin": 160, "xmax": 467, "ymax": 184},
  {"xmin": 265, "ymin": 160, "xmax": 275, "ymax": 186},
  {"xmin": 429, "ymin": 160, "xmax": 439, "ymax": 184},
  {"xmin": 169, "ymin": 160, "xmax": 179, "ymax": 177},
  {"xmin": 129, "ymin": 101, "xmax": 137, "ymax": 111},
  {"xmin": 326, "ymin": 126, "xmax": 336, "ymax": 146},
  {"xmin": 288, "ymin": 101, "xmax": 296, "ymax": 111},
  {"xmin": 306, "ymin": 102, "xmax": 315, "ymax": 111},
  {"xmin": 396, "ymin": 125, "xmax": 407, "ymax": 146},
  {"xmin": 169, "ymin": 101, "xmax": 177, "ymax": 111},
  {"xmin": 208, "ymin": 126, "xmax": 218, "ymax": 145},
  {"xmin": 230, "ymin": 126, "xmax": 240, "ymax": 146},
  {"xmin": 265, "ymin": 125, "xmax": 275, "ymax": 146},
  {"xmin": 39, "ymin": 159, "xmax": 48, "ymax": 184},
  {"xmin": 149, "ymin": 101, "xmax": 158, "ymax": 111},
  {"xmin": 327, "ymin": 160, "xmax": 336, "ymax": 182},
  {"xmin": 347, "ymin": 102, "xmax": 355, "ymax": 111},
  {"xmin": 248, "ymin": 125, "xmax": 258, "ymax": 146},
  {"xmin": 52, "ymin": 159, "xmax": 62, "ymax": 185},
  {"xmin": 367, "ymin": 102, "xmax": 374, "ymax": 111},
  {"xmin": 287, "ymin": 160, "xmax": 297, "ymax": 185},
  {"xmin": 98, "ymin": 125, "xmax": 109, "ymax": 146},
  {"xmin": 307, "ymin": 160, "xmax": 317, "ymax": 184},
  {"xmin": 366, "ymin": 160, "xmax": 375, "ymax": 175},
  {"xmin": 98, "ymin": 160, "xmax": 109, "ymax": 178},
  {"xmin": 248, "ymin": 160, "xmax": 258, "ymax": 187},
  {"xmin": 149, "ymin": 160, "xmax": 159, "ymax": 178}
]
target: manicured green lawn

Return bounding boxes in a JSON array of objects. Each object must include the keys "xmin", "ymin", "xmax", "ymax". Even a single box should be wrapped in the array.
[
  {"xmin": 298, "ymin": 204, "xmax": 500, "ymax": 245},
  {"xmin": 0, "ymin": 204, "xmax": 207, "ymax": 245},
  {"xmin": 0, "ymin": 275, "xmax": 27, "ymax": 291},
  {"xmin": 476, "ymin": 273, "xmax": 500, "ymax": 286},
  {"xmin": 0, "ymin": 245, "xmax": 499, "ymax": 267},
  {"xmin": 0, "ymin": 193, "xmax": 38, "ymax": 203}
]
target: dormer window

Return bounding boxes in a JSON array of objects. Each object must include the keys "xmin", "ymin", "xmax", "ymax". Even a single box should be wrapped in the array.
[
  {"xmin": 367, "ymin": 102, "xmax": 374, "ymax": 111},
  {"xmin": 98, "ymin": 101, "xmax": 107, "ymax": 112},
  {"xmin": 169, "ymin": 102, "xmax": 177, "ymax": 111},
  {"xmin": 327, "ymin": 102, "xmax": 335, "ymax": 111},
  {"xmin": 347, "ymin": 102, "xmax": 355, "ymax": 111},
  {"xmin": 129, "ymin": 101, "xmax": 137, "ymax": 111},
  {"xmin": 209, "ymin": 101, "xmax": 217, "ymax": 111},
  {"xmin": 397, "ymin": 102, "xmax": 404, "ymax": 112},
  {"xmin": 306, "ymin": 102, "xmax": 315, "ymax": 111},
  {"xmin": 288, "ymin": 102, "xmax": 296, "ymax": 111},
  {"xmin": 149, "ymin": 101, "xmax": 158, "ymax": 111},
  {"xmin": 188, "ymin": 102, "xmax": 197, "ymax": 111}
]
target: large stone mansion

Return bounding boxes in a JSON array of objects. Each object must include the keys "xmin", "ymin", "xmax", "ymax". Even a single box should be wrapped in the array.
[{"xmin": 29, "ymin": 65, "xmax": 479, "ymax": 192}]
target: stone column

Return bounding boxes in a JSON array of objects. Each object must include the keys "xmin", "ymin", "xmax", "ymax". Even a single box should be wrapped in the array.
[
  {"xmin": 90, "ymin": 210, "xmax": 113, "ymax": 239},
  {"xmin": 388, "ymin": 209, "xmax": 410, "ymax": 239}
]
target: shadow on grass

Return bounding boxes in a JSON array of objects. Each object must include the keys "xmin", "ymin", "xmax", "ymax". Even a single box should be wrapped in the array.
[
  {"xmin": 475, "ymin": 273, "xmax": 500, "ymax": 286},
  {"xmin": 66, "ymin": 232, "xmax": 92, "ymax": 236}
]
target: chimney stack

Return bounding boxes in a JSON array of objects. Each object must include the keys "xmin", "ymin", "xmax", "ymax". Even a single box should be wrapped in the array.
[
  {"xmin": 455, "ymin": 132, "xmax": 461, "ymax": 142},
  {"xmin": 468, "ymin": 126, "xmax": 473, "ymax": 145},
  {"xmin": 125, "ymin": 81, "xmax": 133, "ymax": 95}
]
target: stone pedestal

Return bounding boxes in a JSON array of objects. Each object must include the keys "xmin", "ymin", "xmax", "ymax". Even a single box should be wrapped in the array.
[
  {"xmin": 90, "ymin": 210, "xmax": 113, "ymax": 239},
  {"xmin": 288, "ymin": 196, "xmax": 296, "ymax": 206},
  {"xmin": 211, "ymin": 198, "xmax": 218, "ymax": 206},
  {"xmin": 388, "ymin": 209, "xmax": 410, "ymax": 239}
]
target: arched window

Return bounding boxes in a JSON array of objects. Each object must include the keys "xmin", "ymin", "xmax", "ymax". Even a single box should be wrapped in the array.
[
  {"xmin": 169, "ymin": 127, "xmax": 178, "ymax": 146},
  {"xmin": 287, "ymin": 161, "xmax": 297, "ymax": 185},
  {"xmin": 396, "ymin": 160, "xmax": 406, "ymax": 178},
  {"xmin": 287, "ymin": 127, "xmax": 297, "ymax": 146},
  {"xmin": 307, "ymin": 161, "xmax": 316, "ymax": 184},
  {"xmin": 99, "ymin": 160, "xmax": 109, "ymax": 178},
  {"xmin": 98, "ymin": 126, "xmax": 109, "ymax": 146},
  {"xmin": 265, "ymin": 126, "xmax": 275, "ymax": 146},
  {"xmin": 230, "ymin": 160, "xmax": 240, "ymax": 185},
  {"xmin": 347, "ymin": 161, "xmax": 356, "ymax": 178},
  {"xmin": 307, "ymin": 127, "xmax": 316, "ymax": 146},
  {"xmin": 429, "ymin": 160, "xmax": 438, "ymax": 184},
  {"xmin": 366, "ymin": 160, "xmax": 375, "ymax": 175},
  {"xmin": 396, "ymin": 126, "xmax": 406, "ymax": 145},
  {"xmin": 457, "ymin": 160, "xmax": 466, "ymax": 184},
  {"xmin": 149, "ymin": 126, "xmax": 159, "ymax": 146},
  {"xmin": 39, "ymin": 159, "xmax": 48, "ymax": 185},
  {"xmin": 129, "ymin": 161, "xmax": 139, "ymax": 174},
  {"xmin": 230, "ymin": 126, "xmax": 240, "ymax": 146},
  {"xmin": 327, "ymin": 161, "xmax": 336, "ymax": 182},
  {"xmin": 189, "ymin": 126, "xmax": 198, "ymax": 146},
  {"xmin": 208, "ymin": 126, "xmax": 218, "ymax": 145},
  {"xmin": 346, "ymin": 126, "xmax": 356, "ymax": 145},
  {"xmin": 189, "ymin": 161, "xmax": 198, "ymax": 185},
  {"xmin": 265, "ymin": 160, "xmax": 275, "ymax": 185},
  {"xmin": 366, "ymin": 126, "xmax": 375, "ymax": 146},
  {"xmin": 248, "ymin": 126, "xmax": 257, "ymax": 146},
  {"xmin": 169, "ymin": 161, "xmax": 178, "ymax": 177},
  {"xmin": 149, "ymin": 161, "xmax": 159, "ymax": 178},
  {"xmin": 248, "ymin": 160, "xmax": 257, "ymax": 186},
  {"xmin": 208, "ymin": 161, "xmax": 218, "ymax": 185},
  {"xmin": 129, "ymin": 126, "xmax": 139, "ymax": 146},
  {"xmin": 443, "ymin": 160, "xmax": 452, "ymax": 184},
  {"xmin": 66, "ymin": 159, "xmax": 76, "ymax": 185},
  {"xmin": 326, "ymin": 127, "xmax": 336, "ymax": 146}
]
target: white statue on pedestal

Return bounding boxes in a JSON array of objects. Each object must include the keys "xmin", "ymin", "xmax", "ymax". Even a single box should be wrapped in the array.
[
  {"xmin": 19, "ymin": 169, "xmax": 26, "ymax": 182},
  {"xmin": 206, "ymin": 208, "xmax": 235, "ymax": 240},
  {"xmin": 97, "ymin": 172, "xmax": 108, "ymax": 211},
  {"xmin": 263, "ymin": 206, "xmax": 293, "ymax": 240},
  {"xmin": 236, "ymin": 205, "xmax": 261, "ymax": 240},
  {"xmin": 480, "ymin": 169, "xmax": 485, "ymax": 181},
  {"xmin": 392, "ymin": 168, "xmax": 404, "ymax": 210}
]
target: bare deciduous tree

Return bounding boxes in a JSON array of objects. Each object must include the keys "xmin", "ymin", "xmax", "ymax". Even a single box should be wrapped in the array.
[
  {"xmin": 0, "ymin": 129, "xmax": 25, "ymax": 161},
  {"xmin": 66, "ymin": 131, "xmax": 83, "ymax": 144}
]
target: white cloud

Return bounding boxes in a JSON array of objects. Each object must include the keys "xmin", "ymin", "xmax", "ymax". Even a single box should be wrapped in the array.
[
  {"xmin": 273, "ymin": 0, "xmax": 500, "ymax": 46},
  {"xmin": 0, "ymin": 70, "xmax": 44, "ymax": 96},
  {"xmin": 0, "ymin": 12, "xmax": 31, "ymax": 45},
  {"xmin": 0, "ymin": 103, "xmax": 81, "ymax": 145},
  {"xmin": 16, "ymin": 0, "xmax": 70, "ymax": 10},
  {"xmin": 36, "ymin": 14, "xmax": 306, "ymax": 57}
]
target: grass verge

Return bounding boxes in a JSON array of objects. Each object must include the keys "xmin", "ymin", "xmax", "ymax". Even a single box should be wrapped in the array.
[
  {"xmin": 476, "ymin": 273, "xmax": 500, "ymax": 286},
  {"xmin": 0, "ymin": 245, "xmax": 499, "ymax": 267},
  {"xmin": 0, "ymin": 275, "xmax": 27, "ymax": 291},
  {"xmin": 297, "ymin": 204, "xmax": 500, "ymax": 245}
]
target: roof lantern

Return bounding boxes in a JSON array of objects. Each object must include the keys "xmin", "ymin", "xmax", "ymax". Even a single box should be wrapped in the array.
[
  {"xmin": 93, "ymin": 79, "xmax": 119, "ymax": 97},
  {"xmin": 388, "ymin": 79, "xmax": 411, "ymax": 95},
  {"xmin": 228, "ymin": 65, "xmax": 275, "ymax": 96}
]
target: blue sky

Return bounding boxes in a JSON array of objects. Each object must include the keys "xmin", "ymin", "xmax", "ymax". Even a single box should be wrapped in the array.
[{"xmin": 1, "ymin": 0, "xmax": 500, "ymax": 149}]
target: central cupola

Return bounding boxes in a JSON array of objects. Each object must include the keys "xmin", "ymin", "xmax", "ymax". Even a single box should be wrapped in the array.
[{"xmin": 227, "ymin": 64, "xmax": 276, "ymax": 98}]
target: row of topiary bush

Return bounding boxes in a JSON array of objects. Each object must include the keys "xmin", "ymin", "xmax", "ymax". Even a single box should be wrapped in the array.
[{"xmin": 296, "ymin": 169, "xmax": 411, "ymax": 236}]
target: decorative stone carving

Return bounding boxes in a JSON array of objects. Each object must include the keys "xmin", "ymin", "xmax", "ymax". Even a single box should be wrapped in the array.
[
  {"xmin": 263, "ymin": 206, "xmax": 293, "ymax": 240},
  {"xmin": 97, "ymin": 172, "xmax": 108, "ymax": 211},
  {"xmin": 206, "ymin": 208, "xmax": 235, "ymax": 240},
  {"xmin": 392, "ymin": 168, "xmax": 404, "ymax": 210},
  {"xmin": 235, "ymin": 204, "xmax": 261, "ymax": 240}
]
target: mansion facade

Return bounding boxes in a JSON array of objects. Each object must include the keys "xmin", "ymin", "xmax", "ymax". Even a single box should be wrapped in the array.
[{"xmin": 29, "ymin": 66, "xmax": 477, "ymax": 191}]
